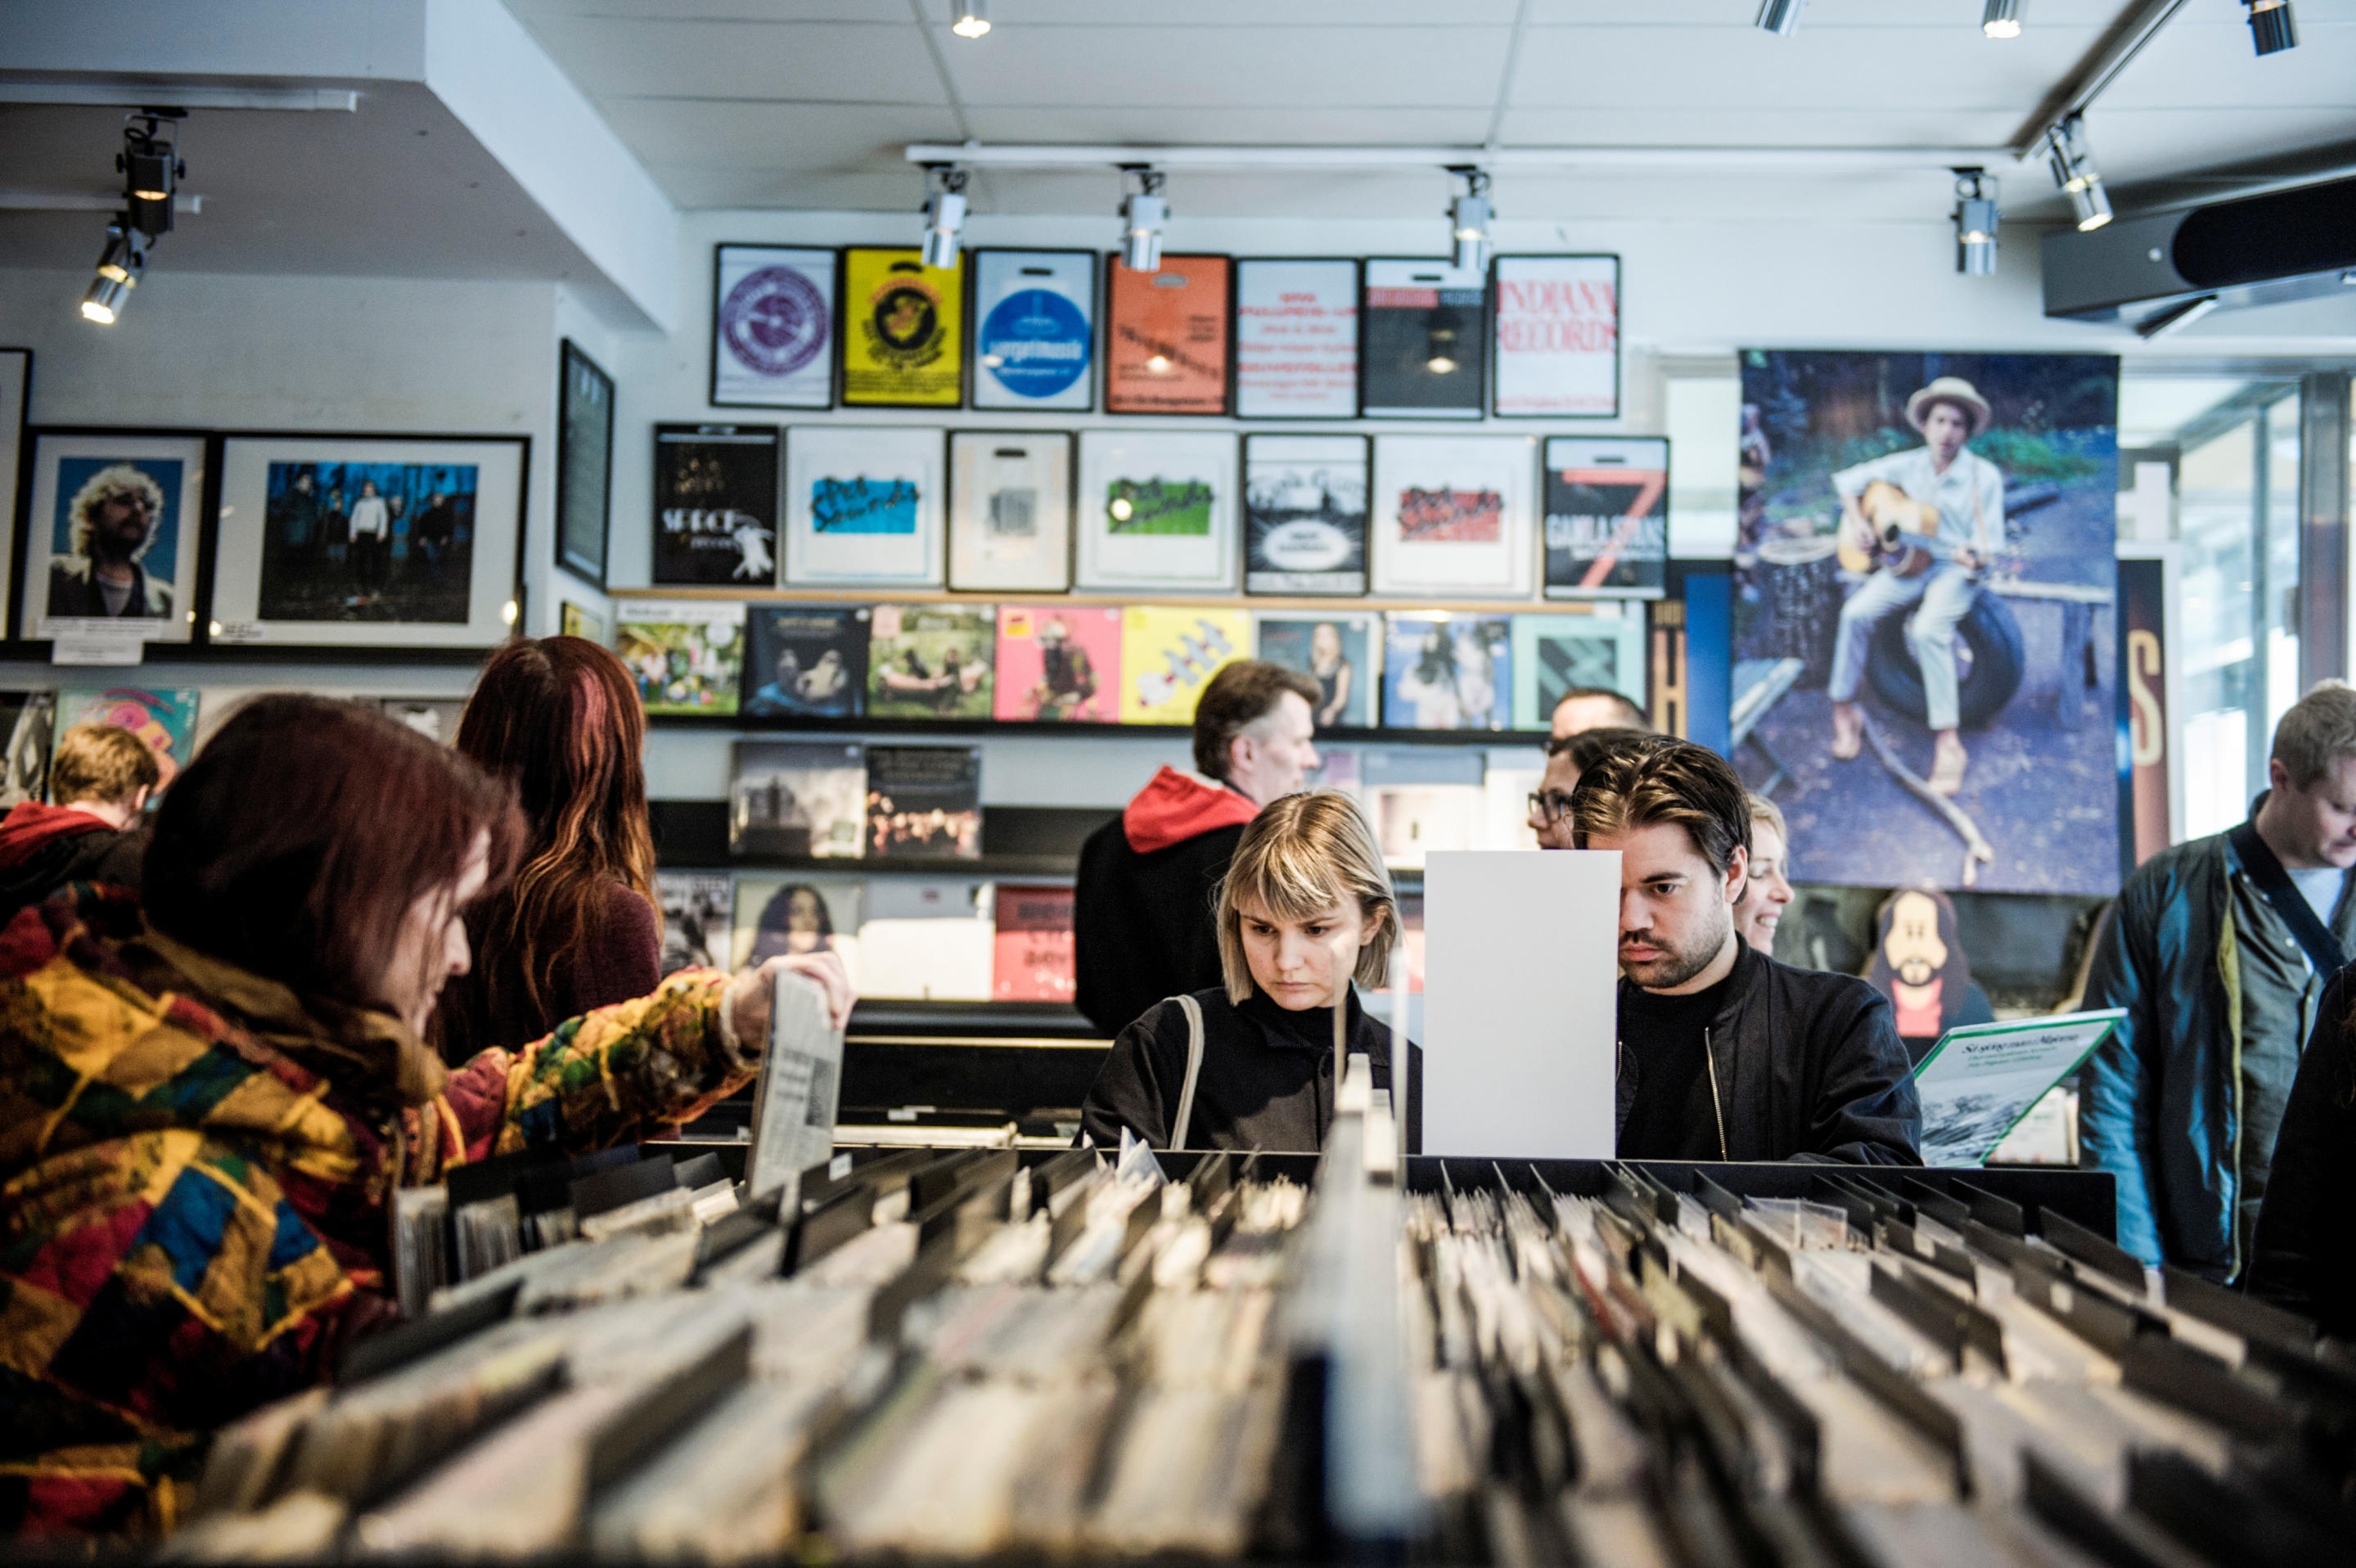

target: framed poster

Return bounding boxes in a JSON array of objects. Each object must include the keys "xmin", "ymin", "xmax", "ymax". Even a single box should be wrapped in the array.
[
  {"xmin": 556, "ymin": 340, "xmax": 614, "ymax": 588},
  {"xmin": 1074, "ymin": 430, "xmax": 1238, "ymax": 593},
  {"xmin": 1491, "ymin": 255, "xmax": 1620, "ymax": 419},
  {"xmin": 1243, "ymin": 433, "xmax": 1367, "ymax": 596},
  {"xmin": 0, "ymin": 349, "xmax": 25, "ymax": 634},
  {"xmin": 969, "ymin": 250, "xmax": 1096, "ymax": 412},
  {"xmin": 1234, "ymin": 259, "xmax": 1359, "ymax": 420},
  {"xmin": 839, "ymin": 246, "xmax": 962, "ymax": 408},
  {"xmin": 211, "ymin": 433, "xmax": 525, "ymax": 648},
  {"xmin": 1104, "ymin": 253, "xmax": 1232, "ymax": 416},
  {"xmin": 784, "ymin": 426, "xmax": 945, "ymax": 588},
  {"xmin": 19, "ymin": 428, "xmax": 207, "ymax": 645},
  {"xmin": 948, "ymin": 430, "xmax": 1072, "ymax": 593},
  {"xmin": 1509, "ymin": 610, "xmax": 1646, "ymax": 730},
  {"xmin": 1543, "ymin": 436, "xmax": 1668, "ymax": 600},
  {"xmin": 1369, "ymin": 434, "xmax": 1536, "ymax": 598},
  {"xmin": 711, "ymin": 244, "xmax": 836, "ymax": 410},
  {"xmin": 1256, "ymin": 609, "xmax": 1379, "ymax": 729},
  {"xmin": 1361, "ymin": 259, "xmax": 1486, "ymax": 419},
  {"xmin": 653, "ymin": 423, "xmax": 780, "ymax": 587}
]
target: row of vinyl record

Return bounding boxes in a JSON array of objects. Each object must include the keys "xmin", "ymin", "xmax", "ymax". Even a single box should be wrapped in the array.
[
  {"xmin": 646, "ymin": 424, "xmax": 1665, "ymax": 601},
  {"xmin": 622, "ymin": 597, "xmax": 1647, "ymax": 732}
]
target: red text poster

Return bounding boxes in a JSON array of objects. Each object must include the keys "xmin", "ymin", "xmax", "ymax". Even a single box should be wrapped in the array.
[
  {"xmin": 993, "ymin": 884, "xmax": 1076, "ymax": 1002},
  {"xmin": 1105, "ymin": 254, "xmax": 1232, "ymax": 415},
  {"xmin": 1491, "ymin": 255, "xmax": 1619, "ymax": 418}
]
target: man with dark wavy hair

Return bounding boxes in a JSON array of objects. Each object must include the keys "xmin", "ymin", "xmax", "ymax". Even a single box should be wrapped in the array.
[{"xmin": 1572, "ymin": 739, "xmax": 1919, "ymax": 1164}]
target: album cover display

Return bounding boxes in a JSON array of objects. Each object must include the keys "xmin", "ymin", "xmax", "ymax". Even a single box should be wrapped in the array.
[
  {"xmin": 1381, "ymin": 613, "xmax": 1511, "ymax": 731},
  {"xmin": 655, "ymin": 872, "xmax": 733, "ymax": 975},
  {"xmin": 1490, "ymin": 255, "xmax": 1619, "ymax": 418},
  {"xmin": 865, "ymin": 745, "xmax": 982, "ymax": 860},
  {"xmin": 1509, "ymin": 611, "xmax": 1647, "ymax": 732},
  {"xmin": 867, "ymin": 603, "xmax": 994, "ymax": 719},
  {"xmin": 1543, "ymin": 435, "xmax": 1667, "ymax": 599},
  {"xmin": 732, "ymin": 872, "xmax": 862, "ymax": 974},
  {"xmin": 1074, "ymin": 431, "xmax": 1238, "ymax": 593},
  {"xmin": 652, "ymin": 425, "xmax": 781, "ymax": 587},
  {"xmin": 995, "ymin": 604, "xmax": 1121, "ymax": 723},
  {"xmin": 970, "ymin": 250, "xmax": 1096, "ymax": 412},
  {"xmin": 1255, "ymin": 611, "xmax": 1377, "ymax": 729},
  {"xmin": 1243, "ymin": 434, "xmax": 1367, "ymax": 596},
  {"xmin": 0, "ymin": 692, "xmax": 56, "ymax": 808},
  {"xmin": 948, "ymin": 432, "xmax": 1073, "ymax": 593},
  {"xmin": 783, "ymin": 426, "xmax": 944, "ymax": 588},
  {"xmin": 1104, "ymin": 254, "xmax": 1232, "ymax": 416},
  {"xmin": 1369, "ymin": 435, "xmax": 1537, "ymax": 597},
  {"xmin": 742, "ymin": 604, "xmax": 869, "ymax": 719},
  {"xmin": 839, "ymin": 247, "xmax": 963, "ymax": 408},
  {"xmin": 858, "ymin": 877, "xmax": 994, "ymax": 1001},
  {"xmin": 731, "ymin": 741, "xmax": 867, "ymax": 859},
  {"xmin": 712, "ymin": 244, "xmax": 836, "ymax": 410},
  {"xmin": 57, "ymin": 686, "xmax": 200, "ymax": 791},
  {"xmin": 1360, "ymin": 259, "xmax": 1486, "ymax": 419},
  {"xmin": 1233, "ymin": 258, "xmax": 1359, "ymax": 420},
  {"xmin": 618, "ymin": 601, "xmax": 744, "ymax": 716},
  {"xmin": 1119, "ymin": 606, "xmax": 1249, "ymax": 725},
  {"xmin": 992, "ymin": 883, "xmax": 1076, "ymax": 1003}
]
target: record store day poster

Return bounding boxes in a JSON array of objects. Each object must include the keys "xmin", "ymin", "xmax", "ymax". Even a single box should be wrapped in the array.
[{"xmin": 1734, "ymin": 349, "xmax": 2120, "ymax": 896}]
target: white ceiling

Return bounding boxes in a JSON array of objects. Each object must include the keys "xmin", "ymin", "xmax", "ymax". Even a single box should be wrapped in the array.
[{"xmin": 503, "ymin": 0, "xmax": 2356, "ymax": 223}]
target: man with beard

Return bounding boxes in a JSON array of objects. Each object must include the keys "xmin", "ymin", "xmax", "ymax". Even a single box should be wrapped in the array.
[
  {"xmin": 1571, "ymin": 741, "xmax": 1918, "ymax": 1164},
  {"xmin": 1030, "ymin": 616, "xmax": 1098, "ymax": 720},
  {"xmin": 48, "ymin": 465, "xmax": 174, "ymax": 620}
]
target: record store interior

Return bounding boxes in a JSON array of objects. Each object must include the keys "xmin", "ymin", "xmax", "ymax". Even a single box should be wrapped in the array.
[{"xmin": 9, "ymin": 1, "xmax": 2356, "ymax": 1562}]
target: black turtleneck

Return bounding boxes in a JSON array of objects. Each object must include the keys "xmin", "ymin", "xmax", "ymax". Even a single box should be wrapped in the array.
[{"xmin": 1617, "ymin": 958, "xmax": 1739, "ymax": 1160}]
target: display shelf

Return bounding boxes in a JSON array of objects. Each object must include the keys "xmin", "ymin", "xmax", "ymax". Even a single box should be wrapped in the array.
[
  {"xmin": 646, "ymin": 710, "xmax": 1547, "ymax": 743},
  {"xmin": 0, "ymin": 638, "xmax": 496, "ymax": 669},
  {"xmin": 609, "ymin": 582, "xmax": 1637, "ymax": 616}
]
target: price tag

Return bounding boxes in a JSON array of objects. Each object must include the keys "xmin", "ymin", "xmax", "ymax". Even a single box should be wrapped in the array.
[{"xmin": 49, "ymin": 618, "xmax": 158, "ymax": 666}]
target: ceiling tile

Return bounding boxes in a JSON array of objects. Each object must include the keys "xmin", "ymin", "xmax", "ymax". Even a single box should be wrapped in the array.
[
  {"xmin": 940, "ymin": 25, "xmax": 1513, "ymax": 109},
  {"xmin": 959, "ymin": 104, "xmax": 1493, "ymax": 145},
  {"xmin": 522, "ymin": 16, "xmax": 935, "ymax": 101},
  {"xmin": 600, "ymin": 98, "xmax": 958, "ymax": 169}
]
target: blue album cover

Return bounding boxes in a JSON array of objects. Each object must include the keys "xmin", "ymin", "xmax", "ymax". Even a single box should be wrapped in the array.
[
  {"xmin": 1381, "ymin": 613, "xmax": 1511, "ymax": 731},
  {"xmin": 742, "ymin": 604, "xmax": 870, "ymax": 718}
]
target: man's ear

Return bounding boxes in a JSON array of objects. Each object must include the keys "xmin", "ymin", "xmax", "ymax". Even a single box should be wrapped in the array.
[
  {"xmin": 1723, "ymin": 844, "xmax": 1750, "ymax": 905},
  {"xmin": 2268, "ymin": 755, "xmax": 2291, "ymax": 795}
]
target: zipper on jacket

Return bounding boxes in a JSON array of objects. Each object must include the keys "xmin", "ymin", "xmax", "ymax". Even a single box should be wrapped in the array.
[{"xmin": 1704, "ymin": 1027, "xmax": 1729, "ymax": 1161}]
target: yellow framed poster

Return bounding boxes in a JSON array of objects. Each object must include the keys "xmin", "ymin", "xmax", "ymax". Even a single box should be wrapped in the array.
[{"xmin": 840, "ymin": 246, "xmax": 964, "ymax": 408}]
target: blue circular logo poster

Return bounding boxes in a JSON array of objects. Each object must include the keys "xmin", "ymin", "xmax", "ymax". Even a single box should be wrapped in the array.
[{"xmin": 979, "ymin": 289, "xmax": 1090, "ymax": 400}]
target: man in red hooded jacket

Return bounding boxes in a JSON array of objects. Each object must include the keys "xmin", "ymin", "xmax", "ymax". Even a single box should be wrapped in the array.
[
  {"xmin": 1074, "ymin": 661, "xmax": 1322, "ymax": 1035},
  {"xmin": 0, "ymin": 721, "xmax": 158, "ymax": 916}
]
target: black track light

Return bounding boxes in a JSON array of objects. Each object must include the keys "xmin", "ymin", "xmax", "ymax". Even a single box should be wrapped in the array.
[
  {"xmin": 1755, "ymin": 0, "xmax": 1804, "ymax": 34},
  {"xmin": 2245, "ymin": 0, "xmax": 2295, "ymax": 54}
]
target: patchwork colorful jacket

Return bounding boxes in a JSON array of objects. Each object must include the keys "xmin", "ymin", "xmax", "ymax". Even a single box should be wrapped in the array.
[{"xmin": 0, "ymin": 887, "xmax": 751, "ymax": 1541}]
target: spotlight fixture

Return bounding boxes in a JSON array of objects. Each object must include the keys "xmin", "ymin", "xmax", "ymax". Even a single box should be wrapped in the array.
[
  {"xmin": 79, "ymin": 217, "xmax": 143, "ymax": 324},
  {"xmin": 2245, "ymin": 0, "xmax": 2295, "ymax": 54},
  {"xmin": 1448, "ymin": 167, "xmax": 1493, "ymax": 273},
  {"xmin": 1755, "ymin": 0, "xmax": 1805, "ymax": 35},
  {"xmin": 1120, "ymin": 166, "xmax": 1167, "ymax": 273},
  {"xmin": 1953, "ymin": 169, "xmax": 1998, "ymax": 275},
  {"xmin": 920, "ymin": 164, "xmax": 968, "ymax": 268},
  {"xmin": 2044, "ymin": 114, "xmax": 2111, "ymax": 232},
  {"xmin": 951, "ymin": 0, "xmax": 989, "ymax": 39},
  {"xmin": 1981, "ymin": 0, "xmax": 2024, "ymax": 38}
]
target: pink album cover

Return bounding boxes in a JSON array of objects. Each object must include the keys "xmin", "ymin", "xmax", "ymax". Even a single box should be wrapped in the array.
[{"xmin": 993, "ymin": 604, "xmax": 1123, "ymax": 723}]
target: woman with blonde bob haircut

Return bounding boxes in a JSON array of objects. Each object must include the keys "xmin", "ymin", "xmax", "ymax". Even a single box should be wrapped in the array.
[{"xmin": 1079, "ymin": 791, "xmax": 1418, "ymax": 1153}]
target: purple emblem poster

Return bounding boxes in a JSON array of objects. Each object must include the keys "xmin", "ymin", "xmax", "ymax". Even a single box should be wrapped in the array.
[{"xmin": 712, "ymin": 245, "xmax": 836, "ymax": 409}]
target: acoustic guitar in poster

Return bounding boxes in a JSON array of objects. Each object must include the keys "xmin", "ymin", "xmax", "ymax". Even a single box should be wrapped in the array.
[{"xmin": 1836, "ymin": 478, "xmax": 1953, "ymax": 579}]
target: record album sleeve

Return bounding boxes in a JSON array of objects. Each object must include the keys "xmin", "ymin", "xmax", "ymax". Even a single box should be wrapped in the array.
[
  {"xmin": 1244, "ymin": 434, "xmax": 1368, "ymax": 596},
  {"xmin": 867, "ymin": 602, "xmax": 995, "ymax": 719},
  {"xmin": 652, "ymin": 425, "xmax": 781, "ymax": 587},
  {"xmin": 656, "ymin": 872, "xmax": 734, "ymax": 975},
  {"xmin": 857, "ymin": 877, "xmax": 994, "ymax": 1000},
  {"xmin": 992, "ymin": 883, "xmax": 1076, "ymax": 1003},
  {"xmin": 1119, "ymin": 606, "xmax": 1250, "ymax": 725},
  {"xmin": 57, "ymin": 685, "xmax": 200, "ymax": 792},
  {"xmin": 1255, "ymin": 611, "xmax": 1377, "ymax": 730},
  {"xmin": 732, "ymin": 872, "xmax": 863, "ymax": 975},
  {"xmin": 731, "ymin": 741, "xmax": 867, "ymax": 859},
  {"xmin": 619, "ymin": 601, "xmax": 744, "ymax": 715},
  {"xmin": 742, "ymin": 605, "xmax": 870, "ymax": 719},
  {"xmin": 1360, "ymin": 259, "xmax": 1486, "ymax": 419},
  {"xmin": 0, "ymin": 692, "xmax": 56, "ymax": 808},
  {"xmin": 995, "ymin": 604, "xmax": 1122, "ymax": 723},
  {"xmin": 1104, "ymin": 254, "xmax": 1232, "ymax": 416},
  {"xmin": 1381, "ymin": 613, "xmax": 1511, "ymax": 731},
  {"xmin": 865, "ymin": 745, "xmax": 982, "ymax": 860},
  {"xmin": 1510, "ymin": 611, "xmax": 1646, "ymax": 732}
]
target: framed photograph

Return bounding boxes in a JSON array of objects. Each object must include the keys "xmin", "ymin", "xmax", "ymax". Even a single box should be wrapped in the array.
[
  {"xmin": 969, "ymin": 250, "xmax": 1096, "ymax": 412},
  {"xmin": 1543, "ymin": 436, "xmax": 1668, "ymax": 600},
  {"xmin": 996, "ymin": 603, "xmax": 1122, "ymax": 723},
  {"xmin": 1361, "ymin": 259, "xmax": 1486, "ymax": 419},
  {"xmin": 0, "ymin": 349, "xmax": 26, "ymax": 633},
  {"xmin": 712, "ymin": 244, "xmax": 836, "ymax": 410},
  {"xmin": 1256, "ymin": 609, "xmax": 1379, "ymax": 728},
  {"xmin": 839, "ymin": 246, "xmax": 963, "ymax": 409},
  {"xmin": 653, "ymin": 423, "xmax": 780, "ymax": 587},
  {"xmin": 1234, "ymin": 259, "xmax": 1358, "ymax": 421},
  {"xmin": 556, "ymin": 340, "xmax": 614, "ymax": 587},
  {"xmin": 559, "ymin": 601, "xmax": 604, "ymax": 642},
  {"xmin": 1244, "ymin": 433, "xmax": 1367, "ymax": 597},
  {"xmin": 742, "ymin": 603, "xmax": 869, "ymax": 719},
  {"xmin": 1369, "ymin": 435, "xmax": 1537, "ymax": 598},
  {"xmin": 19, "ymin": 428, "xmax": 207, "ymax": 645},
  {"xmin": 210, "ymin": 434, "xmax": 524, "ymax": 649},
  {"xmin": 1074, "ymin": 430, "xmax": 1238, "ymax": 593},
  {"xmin": 1509, "ymin": 609, "xmax": 1647, "ymax": 730},
  {"xmin": 1492, "ymin": 255, "xmax": 1619, "ymax": 419},
  {"xmin": 1381, "ymin": 613, "xmax": 1511, "ymax": 731},
  {"xmin": 948, "ymin": 430, "xmax": 1072, "ymax": 593},
  {"xmin": 783, "ymin": 426, "xmax": 945, "ymax": 588},
  {"xmin": 1104, "ymin": 254, "xmax": 1232, "ymax": 416}
]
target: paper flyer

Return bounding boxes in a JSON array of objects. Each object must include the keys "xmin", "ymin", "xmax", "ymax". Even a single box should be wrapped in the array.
[{"xmin": 1909, "ymin": 1008, "xmax": 2123, "ymax": 1168}]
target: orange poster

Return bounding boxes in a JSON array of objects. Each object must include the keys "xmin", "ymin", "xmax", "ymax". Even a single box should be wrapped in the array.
[{"xmin": 1104, "ymin": 254, "xmax": 1231, "ymax": 415}]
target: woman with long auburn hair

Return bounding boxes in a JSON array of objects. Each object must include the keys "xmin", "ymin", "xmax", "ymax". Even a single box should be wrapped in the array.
[
  {"xmin": 0, "ymin": 695, "xmax": 851, "ymax": 1541},
  {"xmin": 442, "ymin": 636, "xmax": 664, "ymax": 1061}
]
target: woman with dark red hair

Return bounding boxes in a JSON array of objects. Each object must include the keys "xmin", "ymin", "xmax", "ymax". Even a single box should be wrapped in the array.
[
  {"xmin": 0, "ymin": 696, "xmax": 850, "ymax": 1541},
  {"xmin": 441, "ymin": 636, "xmax": 663, "ymax": 1061}
]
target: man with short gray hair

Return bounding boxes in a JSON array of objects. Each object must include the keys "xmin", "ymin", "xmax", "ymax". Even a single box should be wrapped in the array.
[{"xmin": 2080, "ymin": 679, "xmax": 2356, "ymax": 1281}]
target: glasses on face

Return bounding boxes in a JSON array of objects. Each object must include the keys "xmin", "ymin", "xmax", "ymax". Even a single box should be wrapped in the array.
[{"xmin": 1527, "ymin": 790, "xmax": 1577, "ymax": 826}]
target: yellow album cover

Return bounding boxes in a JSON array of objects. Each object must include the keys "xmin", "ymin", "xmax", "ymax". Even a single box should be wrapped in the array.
[
  {"xmin": 1119, "ymin": 605, "xmax": 1248, "ymax": 725},
  {"xmin": 840, "ymin": 246, "xmax": 963, "ymax": 408}
]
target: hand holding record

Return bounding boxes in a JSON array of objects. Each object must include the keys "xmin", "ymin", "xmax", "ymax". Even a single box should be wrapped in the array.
[{"xmin": 728, "ymin": 949, "xmax": 854, "ymax": 1037}]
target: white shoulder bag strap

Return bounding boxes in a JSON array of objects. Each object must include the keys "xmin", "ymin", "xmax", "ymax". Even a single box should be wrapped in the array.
[{"xmin": 1169, "ymin": 994, "xmax": 1205, "ymax": 1151}]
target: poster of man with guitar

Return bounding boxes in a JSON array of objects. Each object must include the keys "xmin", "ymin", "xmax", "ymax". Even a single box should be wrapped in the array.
[{"xmin": 1827, "ymin": 376, "xmax": 2004, "ymax": 797}]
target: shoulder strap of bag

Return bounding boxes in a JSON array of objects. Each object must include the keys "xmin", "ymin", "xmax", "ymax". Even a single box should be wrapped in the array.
[
  {"xmin": 2229, "ymin": 817, "xmax": 2347, "ymax": 975},
  {"xmin": 1169, "ymin": 994, "xmax": 1205, "ymax": 1151}
]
